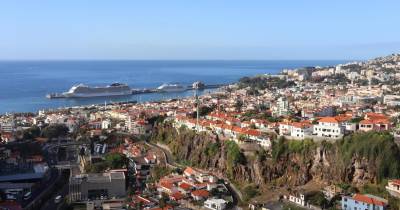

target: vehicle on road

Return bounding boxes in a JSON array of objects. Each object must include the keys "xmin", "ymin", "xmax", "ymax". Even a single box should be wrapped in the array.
[
  {"xmin": 23, "ymin": 191, "xmax": 32, "ymax": 200},
  {"xmin": 54, "ymin": 195, "xmax": 62, "ymax": 203}
]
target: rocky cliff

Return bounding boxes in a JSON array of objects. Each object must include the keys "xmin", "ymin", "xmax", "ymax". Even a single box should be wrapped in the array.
[{"xmin": 151, "ymin": 123, "xmax": 400, "ymax": 187}]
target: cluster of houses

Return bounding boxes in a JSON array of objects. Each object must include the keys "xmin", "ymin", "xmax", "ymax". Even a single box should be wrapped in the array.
[
  {"xmin": 281, "ymin": 179, "xmax": 400, "ymax": 210},
  {"xmin": 128, "ymin": 167, "xmax": 232, "ymax": 210},
  {"xmin": 279, "ymin": 112, "xmax": 391, "ymax": 140},
  {"xmin": 174, "ymin": 113, "xmax": 271, "ymax": 147},
  {"xmin": 156, "ymin": 167, "xmax": 230, "ymax": 210}
]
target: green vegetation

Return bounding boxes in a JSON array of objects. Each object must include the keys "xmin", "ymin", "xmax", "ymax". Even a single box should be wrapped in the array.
[
  {"xmin": 22, "ymin": 125, "xmax": 41, "ymax": 139},
  {"xmin": 234, "ymin": 99, "xmax": 244, "ymax": 112},
  {"xmin": 149, "ymin": 165, "xmax": 171, "ymax": 182},
  {"xmin": 104, "ymin": 153, "xmax": 127, "ymax": 169},
  {"xmin": 307, "ymin": 191, "xmax": 329, "ymax": 208},
  {"xmin": 350, "ymin": 116, "xmax": 364, "ymax": 123},
  {"xmin": 242, "ymin": 184, "xmax": 259, "ymax": 202},
  {"xmin": 225, "ymin": 140, "xmax": 246, "ymax": 178},
  {"xmin": 190, "ymin": 105, "xmax": 216, "ymax": 118},
  {"xmin": 271, "ymin": 137, "xmax": 316, "ymax": 161},
  {"xmin": 85, "ymin": 153, "xmax": 127, "ymax": 173},
  {"xmin": 204, "ymin": 142, "xmax": 220, "ymax": 157},
  {"xmin": 282, "ymin": 203, "xmax": 307, "ymax": 210},
  {"xmin": 238, "ymin": 76, "xmax": 295, "ymax": 90},
  {"xmin": 339, "ymin": 131, "xmax": 400, "ymax": 181},
  {"xmin": 41, "ymin": 124, "xmax": 69, "ymax": 139}
]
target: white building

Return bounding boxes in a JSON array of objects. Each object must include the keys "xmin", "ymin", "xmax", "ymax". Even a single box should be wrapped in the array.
[
  {"xmin": 273, "ymin": 97, "xmax": 290, "ymax": 117},
  {"xmin": 290, "ymin": 122, "xmax": 313, "ymax": 139},
  {"xmin": 386, "ymin": 179, "xmax": 400, "ymax": 198},
  {"xmin": 101, "ymin": 119, "xmax": 112, "ymax": 129},
  {"xmin": 313, "ymin": 117, "xmax": 347, "ymax": 139},
  {"xmin": 204, "ymin": 198, "xmax": 227, "ymax": 210}
]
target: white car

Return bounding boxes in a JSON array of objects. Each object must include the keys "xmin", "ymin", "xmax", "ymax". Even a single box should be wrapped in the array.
[{"xmin": 54, "ymin": 195, "xmax": 62, "ymax": 203}]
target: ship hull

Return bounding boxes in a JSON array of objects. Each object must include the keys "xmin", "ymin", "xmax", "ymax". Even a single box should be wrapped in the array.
[{"xmin": 62, "ymin": 91, "xmax": 132, "ymax": 98}]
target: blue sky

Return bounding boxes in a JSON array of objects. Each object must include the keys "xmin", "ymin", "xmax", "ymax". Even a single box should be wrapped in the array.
[{"xmin": 1, "ymin": 0, "xmax": 399, "ymax": 60}]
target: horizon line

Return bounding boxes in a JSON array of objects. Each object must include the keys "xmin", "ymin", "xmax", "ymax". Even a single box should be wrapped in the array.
[{"xmin": 0, "ymin": 58, "xmax": 359, "ymax": 62}]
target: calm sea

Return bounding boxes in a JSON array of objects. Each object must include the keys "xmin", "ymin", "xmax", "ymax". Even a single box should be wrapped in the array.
[{"xmin": 0, "ymin": 60, "xmax": 347, "ymax": 114}]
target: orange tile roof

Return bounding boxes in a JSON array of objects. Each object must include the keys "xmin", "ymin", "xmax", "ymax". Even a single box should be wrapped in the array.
[
  {"xmin": 318, "ymin": 116, "xmax": 349, "ymax": 123},
  {"xmin": 160, "ymin": 182, "xmax": 174, "ymax": 190},
  {"xmin": 353, "ymin": 194, "xmax": 387, "ymax": 206},
  {"xmin": 179, "ymin": 182, "xmax": 193, "ymax": 191},
  {"xmin": 184, "ymin": 167, "xmax": 197, "ymax": 176},
  {"xmin": 170, "ymin": 191, "xmax": 184, "ymax": 200},
  {"xmin": 191, "ymin": 189, "xmax": 209, "ymax": 198}
]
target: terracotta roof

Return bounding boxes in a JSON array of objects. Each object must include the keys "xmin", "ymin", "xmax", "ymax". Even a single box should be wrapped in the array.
[
  {"xmin": 184, "ymin": 167, "xmax": 198, "ymax": 176},
  {"xmin": 170, "ymin": 191, "xmax": 184, "ymax": 200},
  {"xmin": 318, "ymin": 116, "xmax": 350, "ymax": 123},
  {"xmin": 353, "ymin": 194, "xmax": 388, "ymax": 207},
  {"xmin": 191, "ymin": 189, "xmax": 209, "ymax": 198},
  {"xmin": 179, "ymin": 182, "xmax": 193, "ymax": 191},
  {"xmin": 389, "ymin": 179, "xmax": 400, "ymax": 186},
  {"xmin": 160, "ymin": 182, "xmax": 174, "ymax": 190}
]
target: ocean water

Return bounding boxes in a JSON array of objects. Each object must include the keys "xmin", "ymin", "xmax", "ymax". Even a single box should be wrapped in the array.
[{"xmin": 0, "ymin": 60, "xmax": 346, "ymax": 114}]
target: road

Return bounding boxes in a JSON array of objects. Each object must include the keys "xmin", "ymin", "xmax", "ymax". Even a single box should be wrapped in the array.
[
  {"xmin": 22, "ymin": 168, "xmax": 60, "ymax": 209},
  {"xmin": 40, "ymin": 170, "xmax": 70, "ymax": 210}
]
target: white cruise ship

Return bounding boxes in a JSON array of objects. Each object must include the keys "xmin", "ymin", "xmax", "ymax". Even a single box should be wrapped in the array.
[
  {"xmin": 157, "ymin": 83, "xmax": 186, "ymax": 92},
  {"xmin": 47, "ymin": 83, "xmax": 132, "ymax": 98}
]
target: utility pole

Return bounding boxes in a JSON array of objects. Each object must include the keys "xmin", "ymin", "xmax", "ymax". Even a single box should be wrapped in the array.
[{"xmin": 195, "ymin": 90, "xmax": 200, "ymax": 132}]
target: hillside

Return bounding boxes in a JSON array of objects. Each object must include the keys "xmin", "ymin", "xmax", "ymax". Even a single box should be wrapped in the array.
[{"xmin": 150, "ymin": 123, "xmax": 400, "ymax": 187}]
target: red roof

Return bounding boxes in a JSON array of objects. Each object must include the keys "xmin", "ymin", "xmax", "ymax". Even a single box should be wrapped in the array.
[
  {"xmin": 191, "ymin": 189, "xmax": 209, "ymax": 198},
  {"xmin": 179, "ymin": 182, "xmax": 193, "ymax": 191},
  {"xmin": 318, "ymin": 117, "xmax": 339, "ymax": 123},
  {"xmin": 184, "ymin": 167, "xmax": 197, "ymax": 176},
  {"xmin": 160, "ymin": 182, "xmax": 174, "ymax": 190},
  {"xmin": 389, "ymin": 179, "xmax": 400, "ymax": 186},
  {"xmin": 170, "ymin": 191, "xmax": 184, "ymax": 200},
  {"xmin": 353, "ymin": 194, "xmax": 388, "ymax": 207}
]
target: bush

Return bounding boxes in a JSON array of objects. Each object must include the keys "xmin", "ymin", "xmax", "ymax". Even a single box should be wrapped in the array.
[
  {"xmin": 339, "ymin": 131, "xmax": 400, "ymax": 181},
  {"xmin": 242, "ymin": 184, "xmax": 259, "ymax": 202},
  {"xmin": 205, "ymin": 142, "xmax": 220, "ymax": 157},
  {"xmin": 225, "ymin": 140, "xmax": 246, "ymax": 178},
  {"xmin": 105, "ymin": 153, "xmax": 127, "ymax": 169}
]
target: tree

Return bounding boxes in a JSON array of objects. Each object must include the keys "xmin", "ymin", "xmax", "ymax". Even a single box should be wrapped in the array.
[
  {"xmin": 23, "ymin": 125, "xmax": 41, "ymax": 140},
  {"xmin": 41, "ymin": 124, "xmax": 69, "ymax": 139},
  {"xmin": 105, "ymin": 153, "xmax": 127, "ymax": 169},
  {"xmin": 234, "ymin": 99, "xmax": 244, "ymax": 112}
]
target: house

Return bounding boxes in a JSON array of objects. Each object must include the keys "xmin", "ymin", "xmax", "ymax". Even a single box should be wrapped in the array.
[
  {"xmin": 204, "ymin": 198, "xmax": 227, "ymax": 210},
  {"xmin": 279, "ymin": 121, "xmax": 313, "ymax": 140},
  {"xmin": 101, "ymin": 119, "xmax": 112, "ymax": 129},
  {"xmin": 170, "ymin": 191, "xmax": 184, "ymax": 201},
  {"xmin": 191, "ymin": 189, "xmax": 209, "ymax": 201},
  {"xmin": 290, "ymin": 122, "xmax": 313, "ymax": 139},
  {"xmin": 144, "ymin": 154, "xmax": 157, "ymax": 164},
  {"xmin": 183, "ymin": 167, "xmax": 199, "ymax": 178},
  {"xmin": 159, "ymin": 182, "xmax": 178, "ymax": 195},
  {"xmin": 341, "ymin": 194, "xmax": 388, "ymax": 210},
  {"xmin": 288, "ymin": 191, "xmax": 307, "ymax": 207},
  {"xmin": 359, "ymin": 113, "xmax": 391, "ymax": 132},
  {"xmin": 386, "ymin": 179, "xmax": 400, "ymax": 198},
  {"xmin": 322, "ymin": 185, "xmax": 343, "ymax": 200},
  {"xmin": 178, "ymin": 182, "xmax": 193, "ymax": 194},
  {"xmin": 313, "ymin": 116, "xmax": 348, "ymax": 139},
  {"xmin": 0, "ymin": 132, "xmax": 15, "ymax": 143}
]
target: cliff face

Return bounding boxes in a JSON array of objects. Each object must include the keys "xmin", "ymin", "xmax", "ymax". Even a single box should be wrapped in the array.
[{"xmin": 151, "ymin": 124, "xmax": 396, "ymax": 187}]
